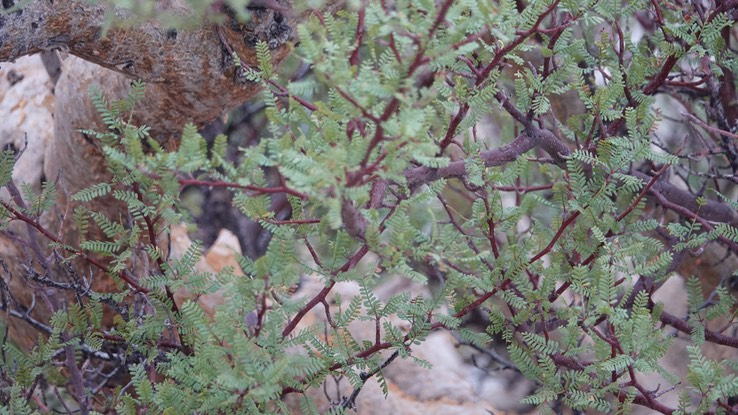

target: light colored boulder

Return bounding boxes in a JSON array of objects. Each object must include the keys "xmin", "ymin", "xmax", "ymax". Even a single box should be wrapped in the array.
[{"xmin": 0, "ymin": 54, "xmax": 55, "ymax": 200}]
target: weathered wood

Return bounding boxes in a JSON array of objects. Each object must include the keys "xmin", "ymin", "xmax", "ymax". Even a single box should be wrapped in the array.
[{"xmin": 0, "ymin": 1, "xmax": 327, "ymax": 142}]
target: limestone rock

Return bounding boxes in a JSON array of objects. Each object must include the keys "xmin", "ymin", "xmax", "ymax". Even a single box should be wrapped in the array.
[{"xmin": 0, "ymin": 54, "xmax": 55, "ymax": 200}]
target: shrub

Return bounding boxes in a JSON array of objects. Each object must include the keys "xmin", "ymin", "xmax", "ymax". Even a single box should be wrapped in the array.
[{"xmin": 1, "ymin": 1, "xmax": 738, "ymax": 414}]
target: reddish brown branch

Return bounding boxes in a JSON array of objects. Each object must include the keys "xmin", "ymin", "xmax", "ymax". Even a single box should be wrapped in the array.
[
  {"xmin": 348, "ymin": 5, "xmax": 366, "ymax": 67},
  {"xmin": 178, "ymin": 177, "xmax": 308, "ymax": 199},
  {"xmin": 661, "ymin": 311, "xmax": 738, "ymax": 348},
  {"xmin": 131, "ymin": 182, "xmax": 178, "ymax": 311},
  {"xmin": 529, "ymin": 211, "xmax": 581, "ymax": 264},
  {"xmin": 281, "ymin": 245, "xmax": 370, "ymax": 338},
  {"xmin": 650, "ymin": 188, "xmax": 738, "ymax": 255},
  {"xmin": 263, "ymin": 218, "xmax": 320, "ymax": 225},
  {"xmin": 0, "ymin": 200, "xmax": 147, "ymax": 293},
  {"xmin": 616, "ymin": 164, "xmax": 670, "ymax": 221},
  {"xmin": 683, "ymin": 111, "xmax": 738, "ymax": 140}
]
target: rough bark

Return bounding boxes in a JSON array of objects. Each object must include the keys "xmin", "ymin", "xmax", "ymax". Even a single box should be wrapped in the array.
[{"xmin": 0, "ymin": 0, "xmax": 322, "ymax": 141}]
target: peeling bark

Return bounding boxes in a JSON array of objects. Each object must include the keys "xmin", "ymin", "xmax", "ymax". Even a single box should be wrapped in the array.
[{"xmin": 0, "ymin": 0, "xmax": 337, "ymax": 142}]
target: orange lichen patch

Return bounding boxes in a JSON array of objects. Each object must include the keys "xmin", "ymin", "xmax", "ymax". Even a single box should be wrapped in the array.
[
  {"xmin": 16, "ymin": 111, "xmax": 26, "ymax": 127},
  {"xmin": 9, "ymin": 96, "xmax": 27, "ymax": 112}
]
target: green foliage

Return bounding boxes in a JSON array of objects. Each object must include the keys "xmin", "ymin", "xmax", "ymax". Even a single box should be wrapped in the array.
[
  {"xmin": 0, "ymin": 150, "xmax": 17, "ymax": 187},
  {"xmin": 3, "ymin": 0, "xmax": 738, "ymax": 414}
]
